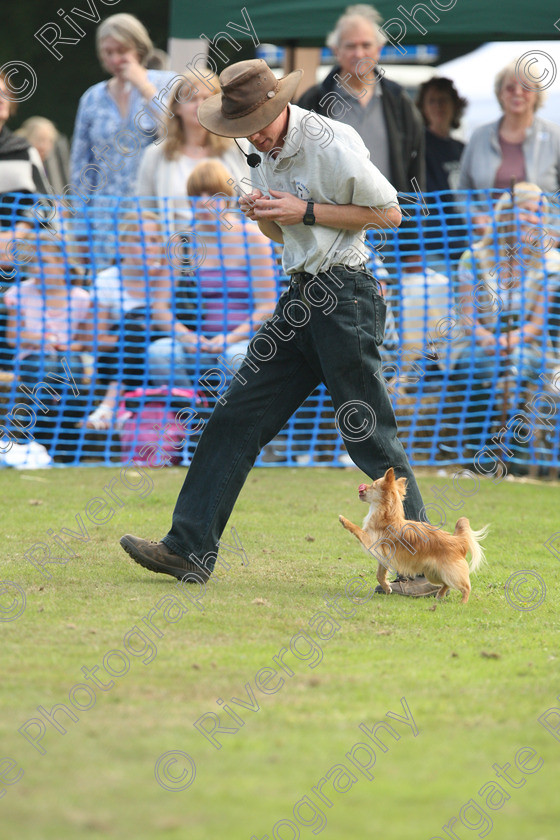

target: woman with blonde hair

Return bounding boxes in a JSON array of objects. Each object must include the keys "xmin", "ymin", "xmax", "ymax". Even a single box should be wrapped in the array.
[
  {"xmin": 135, "ymin": 71, "xmax": 249, "ymax": 217},
  {"xmin": 449, "ymin": 182, "xmax": 560, "ymax": 452}
]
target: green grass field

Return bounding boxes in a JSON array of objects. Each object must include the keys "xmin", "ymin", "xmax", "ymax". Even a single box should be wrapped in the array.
[{"xmin": 2, "ymin": 465, "xmax": 559, "ymax": 840}]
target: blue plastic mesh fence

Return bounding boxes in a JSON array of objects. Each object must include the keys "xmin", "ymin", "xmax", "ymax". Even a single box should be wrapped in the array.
[{"xmin": 1, "ymin": 190, "xmax": 559, "ymax": 472}]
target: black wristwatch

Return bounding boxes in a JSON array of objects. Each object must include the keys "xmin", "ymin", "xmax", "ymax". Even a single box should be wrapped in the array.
[{"xmin": 303, "ymin": 199, "xmax": 316, "ymax": 226}]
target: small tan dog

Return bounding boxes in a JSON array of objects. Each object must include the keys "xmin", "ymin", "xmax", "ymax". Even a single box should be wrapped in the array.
[{"xmin": 339, "ymin": 468, "xmax": 489, "ymax": 603}]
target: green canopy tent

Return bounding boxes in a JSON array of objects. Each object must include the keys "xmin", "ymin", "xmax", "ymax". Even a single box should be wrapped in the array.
[
  {"xmin": 171, "ymin": 0, "xmax": 560, "ymax": 56},
  {"xmin": 170, "ymin": 0, "xmax": 560, "ymax": 96}
]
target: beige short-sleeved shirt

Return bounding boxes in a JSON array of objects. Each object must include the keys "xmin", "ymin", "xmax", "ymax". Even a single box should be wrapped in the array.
[{"xmin": 249, "ymin": 104, "xmax": 398, "ymax": 276}]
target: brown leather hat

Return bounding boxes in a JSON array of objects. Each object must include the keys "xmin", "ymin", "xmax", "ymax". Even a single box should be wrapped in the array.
[{"xmin": 198, "ymin": 58, "xmax": 302, "ymax": 138}]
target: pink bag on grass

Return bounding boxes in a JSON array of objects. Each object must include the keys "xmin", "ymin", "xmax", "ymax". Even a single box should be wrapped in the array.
[{"xmin": 119, "ymin": 387, "xmax": 202, "ymax": 468}]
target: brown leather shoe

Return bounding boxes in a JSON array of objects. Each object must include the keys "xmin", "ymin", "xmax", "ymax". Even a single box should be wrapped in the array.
[
  {"xmin": 120, "ymin": 535, "xmax": 210, "ymax": 583},
  {"xmin": 375, "ymin": 575, "xmax": 440, "ymax": 597}
]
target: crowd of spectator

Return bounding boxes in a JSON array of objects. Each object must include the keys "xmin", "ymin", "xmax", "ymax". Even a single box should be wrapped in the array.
[{"xmin": 1, "ymin": 5, "xmax": 559, "ymax": 469}]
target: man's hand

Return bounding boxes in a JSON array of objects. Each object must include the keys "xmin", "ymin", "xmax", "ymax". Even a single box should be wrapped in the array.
[
  {"xmin": 239, "ymin": 189, "xmax": 263, "ymax": 221},
  {"xmin": 239, "ymin": 189, "xmax": 306, "ymax": 225},
  {"xmin": 251, "ymin": 189, "xmax": 306, "ymax": 226},
  {"xmin": 239, "ymin": 190, "xmax": 284, "ymax": 243}
]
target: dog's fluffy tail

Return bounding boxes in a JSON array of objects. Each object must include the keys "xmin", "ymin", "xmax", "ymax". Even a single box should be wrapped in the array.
[{"xmin": 454, "ymin": 517, "xmax": 490, "ymax": 572}]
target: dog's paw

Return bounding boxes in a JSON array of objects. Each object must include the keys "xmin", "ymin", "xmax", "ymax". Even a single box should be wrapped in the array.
[{"xmin": 339, "ymin": 515, "xmax": 349, "ymax": 528}]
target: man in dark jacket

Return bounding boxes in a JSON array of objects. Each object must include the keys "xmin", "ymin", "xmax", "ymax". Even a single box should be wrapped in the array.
[{"xmin": 297, "ymin": 4, "xmax": 425, "ymax": 195}]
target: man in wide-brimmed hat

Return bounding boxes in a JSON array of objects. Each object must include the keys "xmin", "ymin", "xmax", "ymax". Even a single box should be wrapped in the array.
[{"xmin": 120, "ymin": 58, "xmax": 437, "ymax": 598}]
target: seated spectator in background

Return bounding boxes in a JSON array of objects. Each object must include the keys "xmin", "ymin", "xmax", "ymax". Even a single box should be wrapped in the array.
[
  {"xmin": 187, "ymin": 159, "xmax": 284, "ymax": 465},
  {"xmin": 459, "ymin": 58, "xmax": 560, "ymax": 198},
  {"xmin": 297, "ymin": 3, "xmax": 424, "ymax": 193},
  {"xmin": 416, "ymin": 76, "xmax": 468, "ymax": 267},
  {"xmin": 185, "ymin": 159, "xmax": 277, "ymax": 374},
  {"xmin": 3, "ymin": 232, "xmax": 91, "ymax": 459},
  {"xmin": 391, "ymin": 258, "xmax": 451, "ymax": 370},
  {"xmin": 450, "ymin": 182, "xmax": 560, "ymax": 453},
  {"xmin": 136, "ymin": 72, "xmax": 249, "ymax": 224},
  {"xmin": 85, "ymin": 211, "xmax": 194, "ymax": 429},
  {"xmin": 69, "ymin": 13, "xmax": 175, "ymax": 265}
]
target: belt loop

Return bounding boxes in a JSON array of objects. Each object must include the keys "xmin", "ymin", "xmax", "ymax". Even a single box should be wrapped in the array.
[{"xmin": 290, "ymin": 271, "xmax": 312, "ymax": 307}]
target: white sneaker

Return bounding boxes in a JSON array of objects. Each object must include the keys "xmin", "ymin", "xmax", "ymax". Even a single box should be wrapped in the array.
[{"xmin": 338, "ymin": 453, "xmax": 354, "ymax": 466}]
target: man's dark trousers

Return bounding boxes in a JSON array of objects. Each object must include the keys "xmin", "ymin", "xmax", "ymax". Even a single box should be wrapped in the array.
[{"xmin": 162, "ymin": 267, "xmax": 425, "ymax": 573}]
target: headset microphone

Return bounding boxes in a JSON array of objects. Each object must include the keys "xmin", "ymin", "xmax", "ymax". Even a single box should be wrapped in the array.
[{"xmin": 234, "ymin": 138, "xmax": 261, "ymax": 168}]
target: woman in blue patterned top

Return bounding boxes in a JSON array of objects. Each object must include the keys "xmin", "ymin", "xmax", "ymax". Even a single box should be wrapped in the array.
[{"xmin": 69, "ymin": 13, "xmax": 175, "ymax": 266}]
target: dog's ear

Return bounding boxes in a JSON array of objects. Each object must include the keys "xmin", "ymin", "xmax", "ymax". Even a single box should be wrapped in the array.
[
  {"xmin": 384, "ymin": 467, "xmax": 395, "ymax": 483},
  {"xmin": 395, "ymin": 476, "xmax": 407, "ymax": 498}
]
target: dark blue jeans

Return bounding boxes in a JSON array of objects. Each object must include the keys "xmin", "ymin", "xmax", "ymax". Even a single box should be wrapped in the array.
[{"xmin": 162, "ymin": 267, "xmax": 425, "ymax": 572}]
